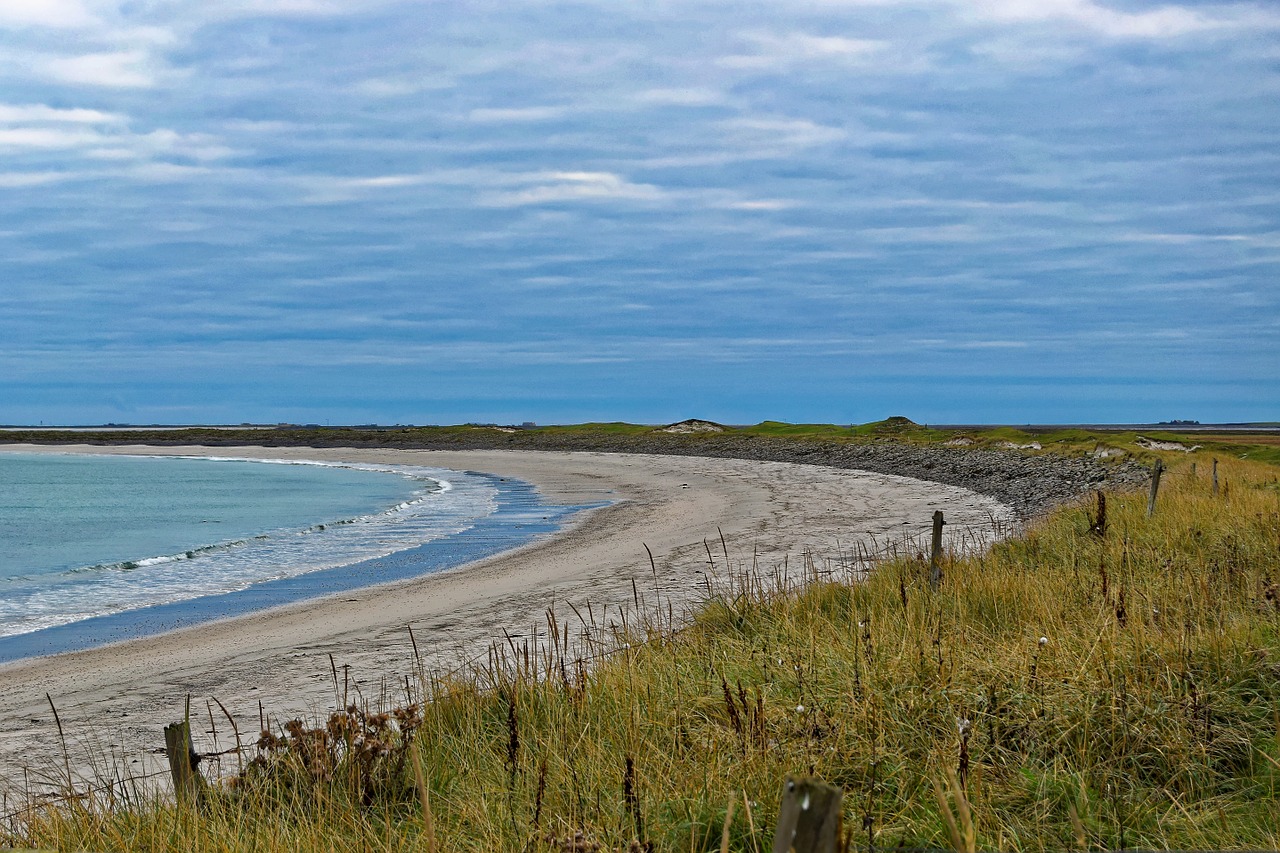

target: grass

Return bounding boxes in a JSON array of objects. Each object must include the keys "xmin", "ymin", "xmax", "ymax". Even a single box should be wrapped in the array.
[{"xmin": 6, "ymin": 454, "xmax": 1280, "ymax": 851}]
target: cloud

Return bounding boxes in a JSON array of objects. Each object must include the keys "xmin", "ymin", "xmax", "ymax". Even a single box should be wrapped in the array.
[
  {"xmin": 968, "ymin": 0, "xmax": 1222, "ymax": 39},
  {"xmin": 182, "ymin": 0, "xmax": 375, "ymax": 20},
  {"xmin": 0, "ymin": 101, "xmax": 232, "ymax": 173},
  {"xmin": 0, "ymin": 103, "xmax": 123, "ymax": 124},
  {"xmin": 784, "ymin": 0, "xmax": 1274, "ymax": 40},
  {"xmin": 41, "ymin": 50, "xmax": 156, "ymax": 88},
  {"xmin": 0, "ymin": 170, "xmax": 69, "ymax": 187},
  {"xmin": 468, "ymin": 106, "xmax": 569, "ymax": 123},
  {"xmin": 293, "ymin": 169, "xmax": 489, "ymax": 204},
  {"xmin": 0, "ymin": 0, "xmax": 97, "ymax": 29},
  {"xmin": 717, "ymin": 199, "xmax": 796, "ymax": 211},
  {"xmin": 633, "ymin": 112, "xmax": 855, "ymax": 171},
  {"xmin": 1117, "ymin": 231, "xmax": 1252, "ymax": 245},
  {"xmin": 480, "ymin": 171, "xmax": 666, "ymax": 207},
  {"xmin": 859, "ymin": 223, "xmax": 986, "ymax": 243},
  {"xmin": 718, "ymin": 30, "xmax": 886, "ymax": 69},
  {"xmin": 0, "ymin": 102, "xmax": 121, "ymax": 153},
  {"xmin": 0, "ymin": 126, "xmax": 100, "ymax": 149},
  {"xmin": 119, "ymin": 162, "xmax": 217, "ymax": 183},
  {"xmin": 634, "ymin": 87, "xmax": 724, "ymax": 106},
  {"xmin": 350, "ymin": 76, "xmax": 453, "ymax": 98},
  {"xmin": 717, "ymin": 116, "xmax": 846, "ymax": 154},
  {"xmin": 130, "ymin": 129, "xmax": 234, "ymax": 161},
  {"xmin": 292, "ymin": 167, "xmax": 640, "ymax": 205},
  {"xmin": 343, "ymin": 174, "xmax": 426, "ymax": 189}
]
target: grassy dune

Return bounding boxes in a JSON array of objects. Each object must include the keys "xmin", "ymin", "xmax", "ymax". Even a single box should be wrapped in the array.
[{"xmin": 7, "ymin": 453, "xmax": 1280, "ymax": 851}]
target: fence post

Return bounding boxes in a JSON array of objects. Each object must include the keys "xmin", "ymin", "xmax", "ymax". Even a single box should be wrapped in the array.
[
  {"xmin": 1146, "ymin": 460, "xmax": 1164, "ymax": 518},
  {"xmin": 929, "ymin": 511, "xmax": 945, "ymax": 590},
  {"xmin": 772, "ymin": 777, "xmax": 842, "ymax": 853},
  {"xmin": 1212, "ymin": 458, "xmax": 1219, "ymax": 496},
  {"xmin": 164, "ymin": 696, "xmax": 203, "ymax": 807},
  {"xmin": 1090, "ymin": 491, "xmax": 1106, "ymax": 538}
]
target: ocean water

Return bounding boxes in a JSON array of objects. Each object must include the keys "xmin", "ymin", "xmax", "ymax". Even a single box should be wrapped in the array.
[{"xmin": 0, "ymin": 452, "xmax": 584, "ymax": 662}]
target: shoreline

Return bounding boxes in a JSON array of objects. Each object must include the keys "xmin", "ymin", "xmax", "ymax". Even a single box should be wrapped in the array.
[
  {"xmin": 0, "ymin": 457, "xmax": 594, "ymax": 665},
  {"xmin": 0, "ymin": 445, "xmax": 1012, "ymax": 791}
]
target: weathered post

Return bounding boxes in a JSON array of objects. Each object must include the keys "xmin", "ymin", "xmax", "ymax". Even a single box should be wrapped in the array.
[
  {"xmin": 164, "ymin": 697, "xmax": 203, "ymax": 807},
  {"xmin": 1212, "ymin": 458, "xmax": 1219, "ymax": 496},
  {"xmin": 929, "ymin": 511, "xmax": 945, "ymax": 590},
  {"xmin": 1146, "ymin": 459, "xmax": 1164, "ymax": 518},
  {"xmin": 1091, "ymin": 491, "xmax": 1107, "ymax": 538},
  {"xmin": 772, "ymin": 777, "xmax": 842, "ymax": 853},
  {"xmin": 1190, "ymin": 461, "xmax": 1196, "ymax": 479}
]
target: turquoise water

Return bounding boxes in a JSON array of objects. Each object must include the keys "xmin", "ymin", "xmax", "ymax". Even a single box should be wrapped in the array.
[
  {"xmin": 0, "ymin": 452, "xmax": 518, "ymax": 645},
  {"xmin": 0, "ymin": 454, "xmax": 423, "ymax": 581}
]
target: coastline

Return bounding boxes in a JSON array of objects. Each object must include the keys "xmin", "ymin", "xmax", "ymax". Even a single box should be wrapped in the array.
[
  {"xmin": 2, "ymin": 425, "xmax": 1153, "ymax": 518},
  {"xmin": 0, "ymin": 454, "xmax": 591, "ymax": 664},
  {"xmin": 0, "ymin": 445, "xmax": 1012, "ymax": 790}
]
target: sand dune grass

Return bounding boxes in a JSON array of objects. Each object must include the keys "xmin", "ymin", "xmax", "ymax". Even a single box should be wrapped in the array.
[{"xmin": 8, "ymin": 455, "xmax": 1279, "ymax": 851}]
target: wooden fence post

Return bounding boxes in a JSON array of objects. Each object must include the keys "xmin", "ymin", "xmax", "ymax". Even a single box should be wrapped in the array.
[
  {"xmin": 929, "ymin": 511, "xmax": 945, "ymax": 590},
  {"xmin": 772, "ymin": 777, "xmax": 842, "ymax": 853},
  {"xmin": 1212, "ymin": 458, "xmax": 1219, "ymax": 496},
  {"xmin": 1090, "ymin": 491, "xmax": 1106, "ymax": 538},
  {"xmin": 1146, "ymin": 460, "xmax": 1164, "ymax": 518},
  {"xmin": 164, "ymin": 696, "xmax": 203, "ymax": 807}
]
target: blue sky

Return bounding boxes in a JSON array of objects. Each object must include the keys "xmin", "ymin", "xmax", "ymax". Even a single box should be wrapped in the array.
[{"xmin": 1, "ymin": 0, "xmax": 1276, "ymax": 426}]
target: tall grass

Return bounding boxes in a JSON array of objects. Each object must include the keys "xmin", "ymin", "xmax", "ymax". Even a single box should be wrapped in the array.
[{"xmin": 8, "ymin": 455, "xmax": 1279, "ymax": 851}]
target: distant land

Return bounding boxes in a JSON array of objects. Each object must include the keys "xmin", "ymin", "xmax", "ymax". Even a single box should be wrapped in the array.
[
  {"xmin": 929, "ymin": 422, "xmax": 1280, "ymax": 433},
  {"xmin": 2, "ymin": 420, "xmax": 1278, "ymax": 433}
]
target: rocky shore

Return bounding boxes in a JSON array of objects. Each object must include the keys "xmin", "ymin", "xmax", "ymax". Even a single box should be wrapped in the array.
[{"xmin": 397, "ymin": 431, "xmax": 1150, "ymax": 518}]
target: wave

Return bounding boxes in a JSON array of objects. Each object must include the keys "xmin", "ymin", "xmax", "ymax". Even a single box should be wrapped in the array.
[
  {"xmin": 59, "ymin": 461, "xmax": 446, "ymax": 578},
  {"xmin": 0, "ymin": 460, "xmax": 498, "ymax": 640}
]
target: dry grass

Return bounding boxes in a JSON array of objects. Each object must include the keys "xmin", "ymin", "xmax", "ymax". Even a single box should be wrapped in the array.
[{"xmin": 7, "ymin": 454, "xmax": 1279, "ymax": 851}]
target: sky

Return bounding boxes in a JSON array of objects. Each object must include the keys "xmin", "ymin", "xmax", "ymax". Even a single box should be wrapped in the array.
[{"xmin": 1, "ymin": 0, "xmax": 1277, "ymax": 427}]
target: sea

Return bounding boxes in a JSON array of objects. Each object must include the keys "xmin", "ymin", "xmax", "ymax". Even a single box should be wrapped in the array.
[{"xmin": 0, "ymin": 451, "xmax": 588, "ymax": 664}]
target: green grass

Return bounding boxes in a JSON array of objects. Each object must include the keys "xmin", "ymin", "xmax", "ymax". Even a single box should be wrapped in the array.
[
  {"xmin": 740, "ymin": 420, "xmax": 859, "ymax": 438},
  {"xmin": 7, "ymin": 455, "xmax": 1280, "ymax": 852}
]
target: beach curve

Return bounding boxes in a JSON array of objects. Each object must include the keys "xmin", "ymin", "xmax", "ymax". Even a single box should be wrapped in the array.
[{"xmin": 0, "ymin": 445, "xmax": 1011, "ymax": 790}]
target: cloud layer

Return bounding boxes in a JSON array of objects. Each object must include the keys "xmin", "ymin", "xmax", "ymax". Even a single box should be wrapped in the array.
[{"xmin": 1, "ymin": 0, "xmax": 1276, "ymax": 424}]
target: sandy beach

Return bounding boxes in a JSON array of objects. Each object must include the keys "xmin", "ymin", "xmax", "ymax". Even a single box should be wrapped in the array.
[{"xmin": 0, "ymin": 445, "xmax": 1011, "ymax": 793}]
